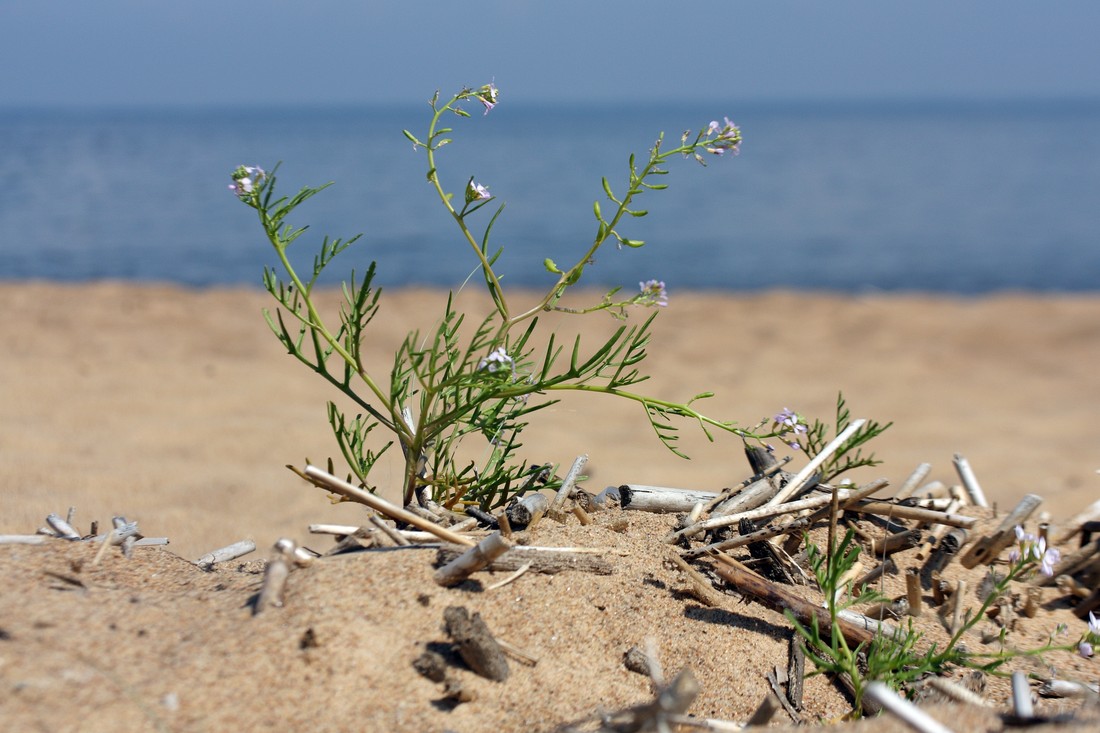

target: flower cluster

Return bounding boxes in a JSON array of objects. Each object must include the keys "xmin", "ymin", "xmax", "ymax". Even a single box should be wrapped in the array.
[
  {"xmin": 229, "ymin": 165, "xmax": 265, "ymax": 199},
  {"xmin": 704, "ymin": 117, "xmax": 742, "ymax": 156},
  {"xmin": 637, "ymin": 279, "xmax": 669, "ymax": 308},
  {"xmin": 474, "ymin": 82, "xmax": 498, "ymax": 115},
  {"xmin": 477, "ymin": 346, "xmax": 514, "ymax": 376},
  {"xmin": 465, "ymin": 178, "xmax": 491, "ymax": 204},
  {"xmin": 771, "ymin": 407, "xmax": 808, "ymax": 450},
  {"xmin": 1009, "ymin": 525, "xmax": 1060, "ymax": 576}
]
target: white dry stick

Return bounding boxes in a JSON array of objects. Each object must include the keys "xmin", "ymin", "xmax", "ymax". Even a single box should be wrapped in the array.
[
  {"xmin": 864, "ymin": 682, "xmax": 956, "ymax": 733},
  {"xmin": 309, "ymin": 523, "xmax": 363, "ymax": 536},
  {"xmin": 1011, "ymin": 671, "xmax": 1034, "ymax": 719},
  {"xmin": 664, "ymin": 490, "xmax": 852, "ymax": 544},
  {"xmin": 194, "ymin": 539, "xmax": 257, "ymax": 569},
  {"xmin": 896, "ymin": 462, "xmax": 934, "ymax": 500},
  {"xmin": 952, "ymin": 453, "xmax": 989, "ymax": 508},
  {"xmin": 368, "ymin": 515, "xmax": 412, "ymax": 546},
  {"xmin": 550, "ymin": 454, "xmax": 588, "ymax": 514},
  {"xmin": 302, "ymin": 465, "xmax": 476, "ymax": 547},
  {"xmin": 764, "ymin": 419, "xmax": 867, "ymax": 507},
  {"xmin": 254, "ymin": 540, "xmax": 295, "ymax": 615},
  {"xmin": 924, "ymin": 676, "xmax": 991, "ymax": 707},
  {"xmin": 45, "ymin": 513, "xmax": 81, "ymax": 540},
  {"xmin": 434, "ymin": 531, "xmax": 514, "ymax": 587},
  {"xmin": 0, "ymin": 535, "xmax": 49, "ymax": 545}
]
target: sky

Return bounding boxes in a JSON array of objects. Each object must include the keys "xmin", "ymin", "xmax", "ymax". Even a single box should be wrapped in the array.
[{"xmin": 2, "ymin": 1, "xmax": 1099, "ymax": 108}]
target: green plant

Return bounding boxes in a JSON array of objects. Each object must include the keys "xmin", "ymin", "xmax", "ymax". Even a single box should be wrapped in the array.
[
  {"xmin": 782, "ymin": 393, "xmax": 892, "ymax": 481},
  {"xmin": 791, "ymin": 525, "xmax": 1098, "ymax": 716},
  {"xmin": 230, "ymin": 82, "xmax": 795, "ymax": 510}
]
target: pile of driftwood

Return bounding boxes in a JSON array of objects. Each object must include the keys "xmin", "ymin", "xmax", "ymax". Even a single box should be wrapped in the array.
[
  {"xmin": 217, "ymin": 436, "xmax": 1096, "ymax": 732},
  {"xmin": 10, "ymin": 437, "xmax": 1100, "ymax": 731}
]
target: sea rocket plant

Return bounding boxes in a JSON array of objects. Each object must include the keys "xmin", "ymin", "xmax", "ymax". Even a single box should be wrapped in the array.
[{"xmin": 229, "ymin": 81, "xmax": 836, "ymax": 509}]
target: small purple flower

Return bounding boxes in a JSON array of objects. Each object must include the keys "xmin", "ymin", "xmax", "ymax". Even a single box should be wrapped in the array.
[
  {"xmin": 465, "ymin": 178, "xmax": 491, "ymax": 204},
  {"xmin": 229, "ymin": 165, "xmax": 265, "ymax": 198},
  {"xmin": 477, "ymin": 346, "xmax": 514, "ymax": 376},
  {"xmin": 704, "ymin": 116, "xmax": 741, "ymax": 156},
  {"xmin": 475, "ymin": 82, "xmax": 498, "ymax": 115},
  {"xmin": 774, "ymin": 407, "xmax": 800, "ymax": 424},
  {"xmin": 638, "ymin": 279, "xmax": 669, "ymax": 308},
  {"xmin": 1011, "ymin": 526, "xmax": 1060, "ymax": 575},
  {"xmin": 1080, "ymin": 641, "xmax": 1094, "ymax": 658}
]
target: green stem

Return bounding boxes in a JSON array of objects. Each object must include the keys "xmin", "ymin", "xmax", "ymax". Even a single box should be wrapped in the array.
[
  {"xmin": 423, "ymin": 94, "xmax": 510, "ymax": 322},
  {"xmin": 259, "ymin": 207, "xmax": 411, "ymax": 448}
]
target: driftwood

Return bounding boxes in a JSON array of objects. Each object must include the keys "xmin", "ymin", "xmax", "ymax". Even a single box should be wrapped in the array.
[
  {"xmin": 505, "ymin": 492, "xmax": 550, "ymax": 530},
  {"xmin": 952, "ymin": 453, "xmax": 989, "ymax": 508},
  {"xmin": 764, "ymin": 421, "xmax": 868, "ymax": 508},
  {"xmin": 1031, "ymin": 538, "xmax": 1100, "ymax": 587},
  {"xmin": 865, "ymin": 682, "xmax": 954, "ymax": 733},
  {"xmin": 848, "ymin": 500, "xmax": 977, "ymax": 528},
  {"xmin": 436, "ymin": 544, "xmax": 614, "ymax": 576},
  {"xmin": 302, "ymin": 465, "xmax": 476, "ymax": 547},
  {"xmin": 711, "ymin": 559, "xmax": 877, "ymax": 648},
  {"xmin": 620, "ymin": 485, "xmax": 719, "ymax": 513},
  {"xmin": 434, "ymin": 532, "xmax": 514, "ymax": 587},
  {"xmin": 960, "ymin": 493, "xmax": 1042, "ymax": 568},
  {"xmin": 681, "ymin": 517, "xmax": 811, "ymax": 559},
  {"xmin": 549, "ymin": 454, "xmax": 588, "ymax": 515},
  {"xmin": 195, "ymin": 539, "xmax": 257, "ymax": 569},
  {"xmin": 895, "ymin": 462, "xmax": 933, "ymax": 500}
]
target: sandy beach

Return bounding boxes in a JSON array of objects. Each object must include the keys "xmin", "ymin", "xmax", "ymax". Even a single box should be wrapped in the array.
[
  {"xmin": 3, "ymin": 282, "xmax": 1099, "ymax": 732},
  {"xmin": 4, "ymin": 282, "xmax": 1098, "ymax": 557}
]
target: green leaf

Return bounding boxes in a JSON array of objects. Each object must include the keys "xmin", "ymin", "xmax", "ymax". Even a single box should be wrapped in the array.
[{"xmin": 544, "ymin": 258, "xmax": 562, "ymax": 274}]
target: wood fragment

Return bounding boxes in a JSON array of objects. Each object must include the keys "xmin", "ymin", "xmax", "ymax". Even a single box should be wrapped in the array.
[
  {"xmin": 443, "ymin": 605, "xmax": 509, "ymax": 681},
  {"xmin": 549, "ymin": 454, "xmax": 587, "ymax": 514},
  {"xmin": 895, "ymin": 462, "xmax": 933, "ymax": 500},
  {"xmin": 0, "ymin": 534, "xmax": 49, "ymax": 545},
  {"xmin": 302, "ymin": 465, "xmax": 476, "ymax": 547},
  {"xmin": 666, "ymin": 489, "xmax": 852, "ymax": 544},
  {"xmin": 765, "ymin": 419, "xmax": 867, "ymax": 507},
  {"xmin": 668, "ymin": 553, "xmax": 727, "ymax": 607},
  {"xmin": 924, "ymin": 676, "xmax": 991, "ymax": 706},
  {"xmin": 620, "ymin": 484, "xmax": 719, "ymax": 513},
  {"xmin": 253, "ymin": 554, "xmax": 290, "ymax": 615},
  {"xmin": 852, "ymin": 500, "xmax": 977, "ymax": 528},
  {"xmin": 711, "ymin": 560, "xmax": 878, "ymax": 648},
  {"xmin": 766, "ymin": 669, "xmax": 802, "ymax": 724},
  {"xmin": 436, "ymin": 545, "xmax": 614, "ymax": 576},
  {"xmin": 949, "ymin": 579, "xmax": 968, "ymax": 634},
  {"xmin": 194, "ymin": 539, "xmax": 256, "ymax": 569},
  {"xmin": 906, "ymin": 568, "xmax": 923, "ymax": 617},
  {"xmin": 953, "ymin": 453, "xmax": 989, "ymax": 508},
  {"xmin": 1011, "ymin": 671, "xmax": 1034, "ymax": 719},
  {"xmin": 787, "ymin": 631, "xmax": 805, "ymax": 712},
  {"xmin": 959, "ymin": 493, "xmax": 1042, "ymax": 569},
  {"xmin": 680, "ymin": 517, "xmax": 810, "ymax": 559},
  {"xmin": 434, "ymin": 532, "xmax": 514, "ymax": 587},
  {"xmin": 853, "ymin": 558, "xmax": 897, "ymax": 593},
  {"xmin": 872, "ymin": 528, "xmax": 923, "ymax": 556},
  {"xmin": 368, "ymin": 515, "xmax": 411, "ymax": 546},
  {"xmin": 505, "ymin": 492, "xmax": 550, "ymax": 530},
  {"xmin": 45, "ymin": 513, "xmax": 81, "ymax": 540},
  {"xmin": 571, "ymin": 505, "xmax": 591, "ymax": 526},
  {"xmin": 864, "ymin": 682, "xmax": 954, "ymax": 733}
]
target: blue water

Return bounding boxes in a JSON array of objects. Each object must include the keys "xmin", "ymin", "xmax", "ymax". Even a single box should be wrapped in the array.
[{"xmin": 2, "ymin": 99, "xmax": 1099, "ymax": 292}]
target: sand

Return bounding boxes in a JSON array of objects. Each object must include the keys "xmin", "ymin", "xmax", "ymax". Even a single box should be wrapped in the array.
[{"xmin": 2, "ymin": 282, "xmax": 1099, "ymax": 731}]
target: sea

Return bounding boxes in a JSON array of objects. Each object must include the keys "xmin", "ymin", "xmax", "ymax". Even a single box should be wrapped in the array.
[{"xmin": 2, "ymin": 98, "xmax": 1099, "ymax": 293}]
